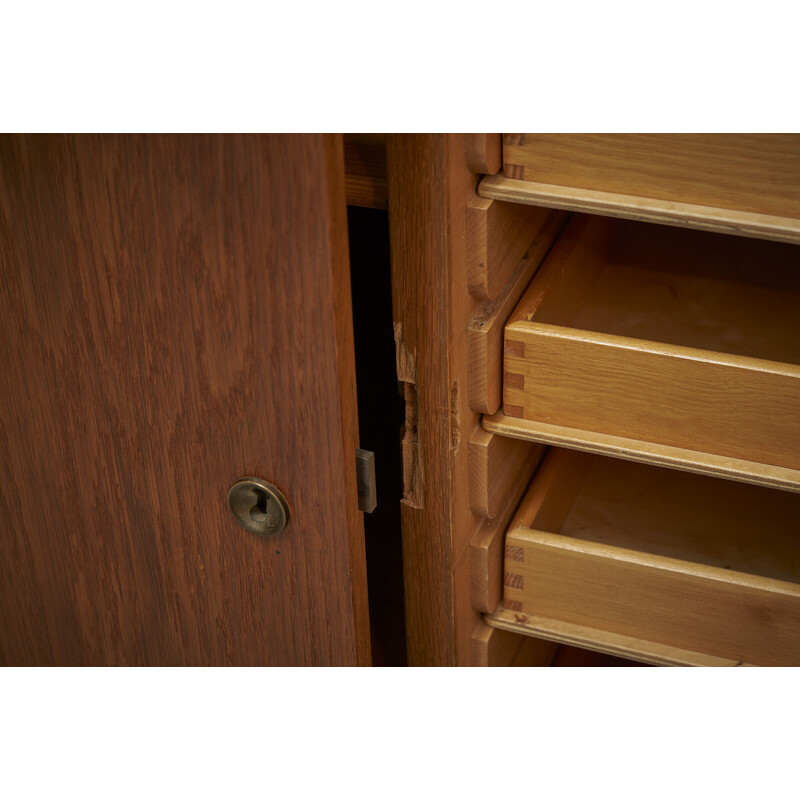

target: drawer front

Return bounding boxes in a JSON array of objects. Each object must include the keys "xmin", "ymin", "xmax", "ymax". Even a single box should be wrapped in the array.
[
  {"xmin": 504, "ymin": 325, "xmax": 800, "ymax": 471},
  {"xmin": 505, "ymin": 530, "xmax": 800, "ymax": 666},
  {"xmin": 502, "ymin": 134, "xmax": 800, "ymax": 225}
]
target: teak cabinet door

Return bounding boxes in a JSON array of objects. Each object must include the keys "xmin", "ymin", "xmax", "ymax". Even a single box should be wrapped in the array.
[{"xmin": 0, "ymin": 134, "xmax": 370, "ymax": 666}]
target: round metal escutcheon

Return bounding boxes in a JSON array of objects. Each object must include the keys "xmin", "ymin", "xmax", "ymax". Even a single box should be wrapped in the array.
[{"xmin": 227, "ymin": 478, "xmax": 290, "ymax": 537}]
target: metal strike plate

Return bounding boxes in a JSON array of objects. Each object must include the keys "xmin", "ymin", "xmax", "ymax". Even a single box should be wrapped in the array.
[
  {"xmin": 227, "ymin": 478, "xmax": 290, "ymax": 537},
  {"xmin": 356, "ymin": 449, "xmax": 376, "ymax": 513}
]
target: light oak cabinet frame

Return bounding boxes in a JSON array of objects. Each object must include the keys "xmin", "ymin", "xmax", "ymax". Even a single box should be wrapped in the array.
[{"xmin": 388, "ymin": 133, "xmax": 800, "ymax": 666}]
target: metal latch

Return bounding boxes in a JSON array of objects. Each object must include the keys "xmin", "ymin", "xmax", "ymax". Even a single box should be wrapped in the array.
[{"xmin": 356, "ymin": 449, "xmax": 377, "ymax": 513}]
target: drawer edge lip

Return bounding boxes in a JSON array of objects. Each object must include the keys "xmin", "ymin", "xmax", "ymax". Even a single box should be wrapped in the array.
[
  {"xmin": 478, "ymin": 174, "xmax": 800, "ymax": 245},
  {"xmin": 482, "ymin": 412, "xmax": 800, "ymax": 494},
  {"xmin": 508, "ymin": 527, "xmax": 800, "ymax": 598},
  {"xmin": 485, "ymin": 606, "xmax": 756, "ymax": 667},
  {"xmin": 504, "ymin": 322, "xmax": 800, "ymax": 379}
]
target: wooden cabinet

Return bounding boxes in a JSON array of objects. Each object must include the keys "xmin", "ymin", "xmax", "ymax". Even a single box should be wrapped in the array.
[
  {"xmin": 3, "ymin": 133, "xmax": 798, "ymax": 666},
  {"xmin": 387, "ymin": 133, "xmax": 800, "ymax": 666}
]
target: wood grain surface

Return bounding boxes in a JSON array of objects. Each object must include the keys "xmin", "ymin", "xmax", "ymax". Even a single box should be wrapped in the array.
[
  {"xmin": 502, "ymin": 449, "xmax": 800, "ymax": 665},
  {"xmin": 344, "ymin": 136, "xmax": 387, "ymax": 209},
  {"xmin": 468, "ymin": 427, "xmax": 544, "ymax": 520},
  {"xmin": 495, "ymin": 134, "xmax": 800, "ymax": 243},
  {"xmin": 504, "ymin": 216, "xmax": 800, "ymax": 472},
  {"xmin": 483, "ymin": 411, "xmax": 800, "ymax": 493},
  {"xmin": 505, "ymin": 326, "xmax": 800, "ymax": 470},
  {"xmin": 470, "ymin": 619, "xmax": 556, "ymax": 666},
  {"xmin": 466, "ymin": 195, "xmax": 551, "ymax": 300},
  {"xmin": 549, "ymin": 218, "xmax": 800, "ymax": 363},
  {"xmin": 464, "ymin": 134, "xmax": 502, "ymax": 175},
  {"xmin": 486, "ymin": 606, "xmax": 754, "ymax": 667},
  {"xmin": 467, "ymin": 210, "xmax": 567, "ymax": 414},
  {"xmin": 559, "ymin": 453, "xmax": 800, "ymax": 582},
  {"xmin": 0, "ymin": 134, "xmax": 370, "ymax": 665},
  {"xmin": 469, "ymin": 449, "xmax": 542, "ymax": 614},
  {"xmin": 505, "ymin": 530, "xmax": 800, "ymax": 666},
  {"xmin": 388, "ymin": 134, "xmax": 457, "ymax": 665},
  {"xmin": 387, "ymin": 134, "xmax": 488, "ymax": 664}
]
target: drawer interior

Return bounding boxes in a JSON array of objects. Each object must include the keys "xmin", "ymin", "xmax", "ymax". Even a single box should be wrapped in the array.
[
  {"xmin": 545, "ymin": 451, "xmax": 800, "ymax": 584},
  {"xmin": 510, "ymin": 215, "xmax": 800, "ymax": 366}
]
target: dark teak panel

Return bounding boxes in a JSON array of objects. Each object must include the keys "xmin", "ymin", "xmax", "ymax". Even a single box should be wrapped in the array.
[{"xmin": 0, "ymin": 134, "xmax": 370, "ymax": 665}]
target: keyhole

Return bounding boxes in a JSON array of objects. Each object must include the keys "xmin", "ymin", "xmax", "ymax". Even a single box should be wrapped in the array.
[
  {"xmin": 250, "ymin": 488, "xmax": 269, "ymax": 523},
  {"xmin": 228, "ymin": 478, "xmax": 290, "ymax": 537}
]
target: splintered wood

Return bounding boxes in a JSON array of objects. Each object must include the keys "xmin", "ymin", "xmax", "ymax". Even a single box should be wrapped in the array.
[{"xmin": 394, "ymin": 322, "xmax": 424, "ymax": 508}]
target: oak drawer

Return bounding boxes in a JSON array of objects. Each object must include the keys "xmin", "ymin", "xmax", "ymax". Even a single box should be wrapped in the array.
[
  {"xmin": 501, "ymin": 215, "xmax": 800, "ymax": 476},
  {"xmin": 500, "ymin": 449, "xmax": 800, "ymax": 666},
  {"xmin": 481, "ymin": 133, "xmax": 800, "ymax": 244}
]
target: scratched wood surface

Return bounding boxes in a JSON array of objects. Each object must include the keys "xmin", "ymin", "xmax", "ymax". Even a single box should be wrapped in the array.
[
  {"xmin": 0, "ymin": 134, "xmax": 370, "ymax": 665},
  {"xmin": 388, "ymin": 134, "xmax": 455, "ymax": 665}
]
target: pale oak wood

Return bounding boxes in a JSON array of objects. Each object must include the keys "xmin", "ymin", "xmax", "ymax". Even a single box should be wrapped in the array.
[
  {"xmin": 506, "ymin": 531, "xmax": 800, "ymax": 666},
  {"xmin": 480, "ymin": 175, "xmax": 800, "ymax": 246},
  {"xmin": 495, "ymin": 134, "xmax": 800, "ymax": 244},
  {"xmin": 506, "ymin": 446, "xmax": 591, "ymax": 534},
  {"xmin": 468, "ymin": 427, "xmax": 544, "ymax": 520},
  {"xmin": 504, "ymin": 216, "xmax": 800, "ymax": 474},
  {"xmin": 561, "ymin": 453, "xmax": 800, "ymax": 581},
  {"xmin": 486, "ymin": 606, "xmax": 755, "ymax": 667},
  {"xmin": 505, "ymin": 214, "xmax": 616, "ymax": 328},
  {"xmin": 470, "ymin": 619, "xmax": 557, "ymax": 666},
  {"xmin": 551, "ymin": 645, "xmax": 648, "ymax": 667},
  {"xmin": 467, "ymin": 210, "xmax": 568, "ymax": 414},
  {"xmin": 464, "ymin": 133, "xmax": 502, "ymax": 175},
  {"xmin": 466, "ymin": 195, "xmax": 551, "ymax": 300},
  {"xmin": 503, "ymin": 450, "xmax": 800, "ymax": 666},
  {"xmin": 506, "ymin": 326, "xmax": 800, "ymax": 471},
  {"xmin": 468, "ymin": 445, "xmax": 583, "ymax": 615},
  {"xmin": 469, "ymin": 445, "xmax": 544, "ymax": 614},
  {"xmin": 553, "ymin": 218, "xmax": 800, "ymax": 361},
  {"xmin": 483, "ymin": 412, "xmax": 800, "ymax": 494}
]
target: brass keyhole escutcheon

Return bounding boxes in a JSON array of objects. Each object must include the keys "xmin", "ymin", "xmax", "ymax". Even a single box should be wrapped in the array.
[{"xmin": 228, "ymin": 478, "xmax": 290, "ymax": 537}]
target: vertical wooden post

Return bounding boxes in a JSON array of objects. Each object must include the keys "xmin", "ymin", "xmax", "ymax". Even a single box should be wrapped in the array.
[{"xmin": 387, "ymin": 134, "xmax": 485, "ymax": 665}]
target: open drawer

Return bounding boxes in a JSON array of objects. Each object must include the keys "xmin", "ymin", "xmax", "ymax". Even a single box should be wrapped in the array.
[
  {"xmin": 495, "ymin": 214, "xmax": 800, "ymax": 487},
  {"xmin": 480, "ymin": 134, "xmax": 800, "ymax": 244},
  {"xmin": 495, "ymin": 449, "xmax": 800, "ymax": 666}
]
